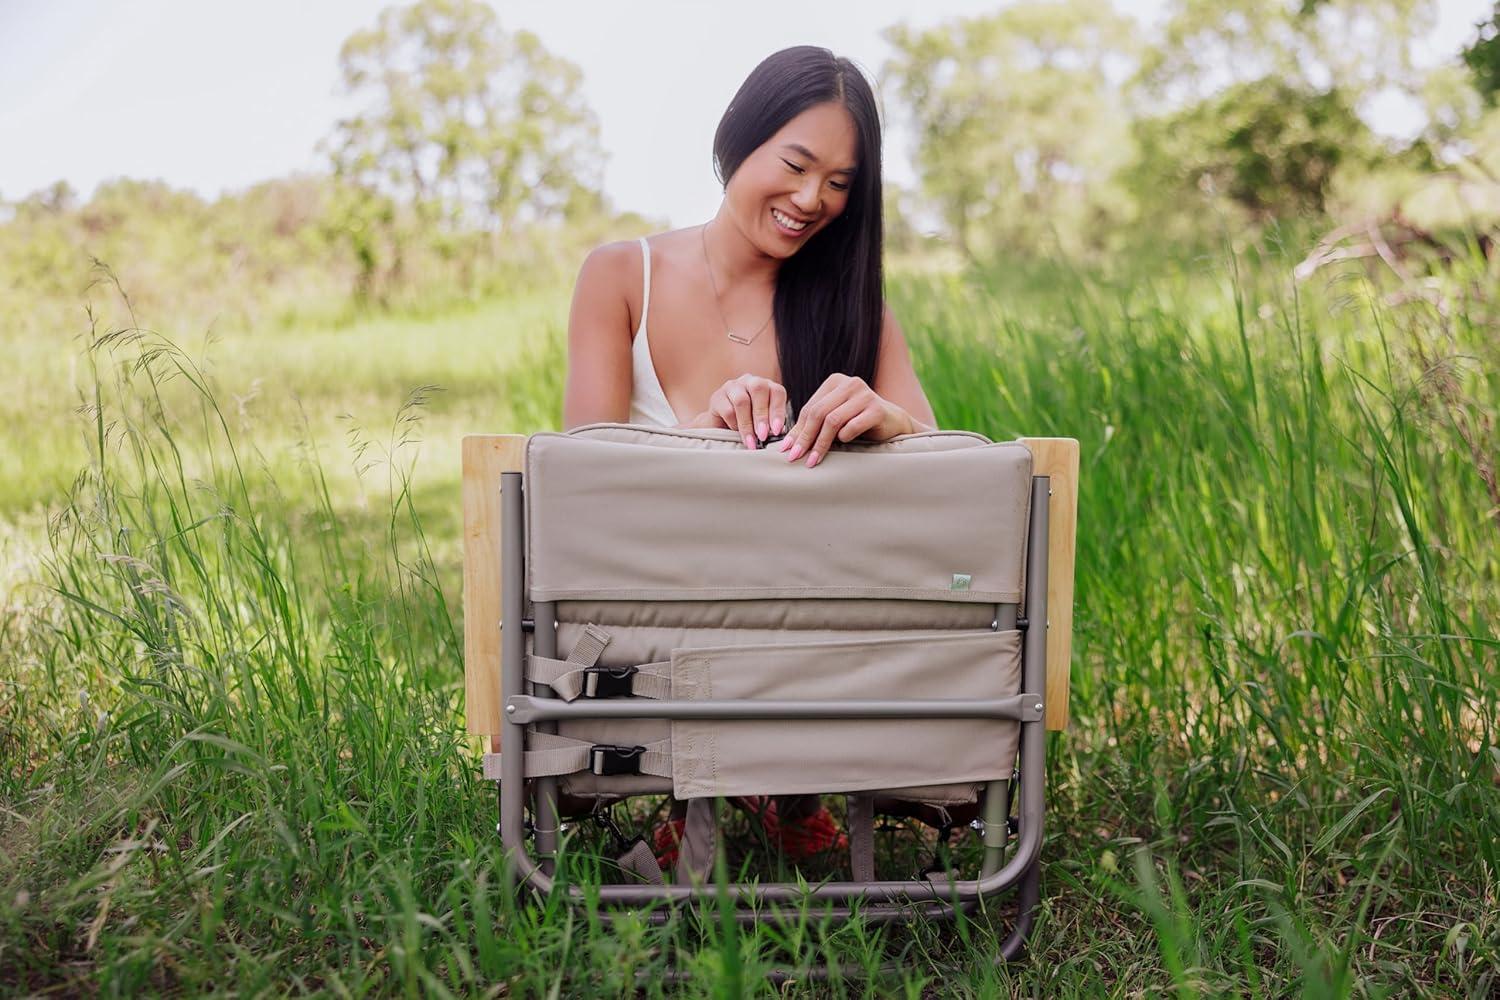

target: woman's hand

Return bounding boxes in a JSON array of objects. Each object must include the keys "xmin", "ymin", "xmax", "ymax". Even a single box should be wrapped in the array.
[
  {"xmin": 777, "ymin": 374, "xmax": 916, "ymax": 468},
  {"xmin": 690, "ymin": 375, "xmax": 791, "ymax": 450}
]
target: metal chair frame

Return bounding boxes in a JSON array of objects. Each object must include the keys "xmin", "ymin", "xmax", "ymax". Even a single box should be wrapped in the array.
[{"xmin": 461, "ymin": 432, "xmax": 1078, "ymax": 971}]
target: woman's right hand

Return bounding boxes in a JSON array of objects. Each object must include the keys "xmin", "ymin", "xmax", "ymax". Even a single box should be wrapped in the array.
[{"xmin": 691, "ymin": 375, "xmax": 790, "ymax": 449}]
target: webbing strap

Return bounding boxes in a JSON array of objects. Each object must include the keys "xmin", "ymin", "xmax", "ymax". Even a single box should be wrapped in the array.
[
  {"xmin": 616, "ymin": 839, "xmax": 665, "ymax": 885},
  {"xmin": 847, "ymin": 794, "xmax": 876, "ymax": 882},
  {"xmin": 481, "ymin": 733, "xmax": 672, "ymax": 781},
  {"xmin": 525, "ymin": 623, "xmax": 673, "ymax": 700},
  {"xmin": 675, "ymin": 797, "xmax": 717, "ymax": 884},
  {"xmin": 528, "ymin": 654, "xmax": 674, "ymax": 700}
]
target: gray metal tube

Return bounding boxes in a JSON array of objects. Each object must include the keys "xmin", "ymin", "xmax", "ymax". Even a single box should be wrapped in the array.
[
  {"xmin": 998, "ymin": 853, "xmax": 1041, "ymax": 961},
  {"xmin": 981, "ymin": 598, "xmax": 1022, "ymax": 874},
  {"xmin": 505, "ymin": 694, "xmax": 1042, "ymax": 724},
  {"xmin": 532, "ymin": 601, "xmax": 559, "ymax": 874},
  {"xmin": 994, "ymin": 474, "xmax": 1049, "ymax": 959},
  {"xmin": 980, "ymin": 779, "xmax": 1010, "ymax": 874},
  {"xmin": 508, "ymin": 797, "xmax": 1043, "ymax": 905},
  {"xmin": 499, "ymin": 473, "xmax": 527, "ymax": 890},
  {"xmin": 1017, "ymin": 476, "xmax": 1048, "ymax": 856}
]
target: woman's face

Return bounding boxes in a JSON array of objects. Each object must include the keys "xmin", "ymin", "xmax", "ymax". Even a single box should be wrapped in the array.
[{"xmin": 724, "ymin": 100, "xmax": 859, "ymax": 257}]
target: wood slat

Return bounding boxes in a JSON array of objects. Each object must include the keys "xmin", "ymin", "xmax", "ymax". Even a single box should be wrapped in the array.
[
  {"xmin": 1019, "ymin": 437, "xmax": 1079, "ymax": 730},
  {"xmin": 462, "ymin": 434, "xmax": 527, "ymax": 740}
]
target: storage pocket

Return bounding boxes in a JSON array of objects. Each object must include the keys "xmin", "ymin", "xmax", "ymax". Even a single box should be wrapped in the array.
[{"xmin": 670, "ymin": 628, "xmax": 1023, "ymax": 799}]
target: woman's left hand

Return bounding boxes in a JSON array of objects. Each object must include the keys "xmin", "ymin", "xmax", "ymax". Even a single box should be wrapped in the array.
[{"xmin": 777, "ymin": 374, "xmax": 916, "ymax": 468}]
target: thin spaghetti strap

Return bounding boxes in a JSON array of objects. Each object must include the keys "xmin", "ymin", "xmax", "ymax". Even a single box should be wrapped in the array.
[{"xmin": 637, "ymin": 236, "xmax": 651, "ymax": 332}]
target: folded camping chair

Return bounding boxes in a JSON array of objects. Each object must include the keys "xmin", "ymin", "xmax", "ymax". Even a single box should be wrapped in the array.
[{"xmin": 462, "ymin": 422, "xmax": 1077, "ymax": 960}]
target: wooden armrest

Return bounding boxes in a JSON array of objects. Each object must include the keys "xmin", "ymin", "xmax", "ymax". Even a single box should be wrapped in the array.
[
  {"xmin": 1019, "ymin": 437, "xmax": 1078, "ymax": 731},
  {"xmin": 462, "ymin": 434, "xmax": 527, "ymax": 740}
]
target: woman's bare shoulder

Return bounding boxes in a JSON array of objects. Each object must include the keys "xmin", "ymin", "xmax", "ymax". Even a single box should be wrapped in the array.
[
  {"xmin": 573, "ymin": 237, "xmax": 649, "ymax": 309},
  {"xmin": 577, "ymin": 227, "xmax": 697, "ymax": 296}
]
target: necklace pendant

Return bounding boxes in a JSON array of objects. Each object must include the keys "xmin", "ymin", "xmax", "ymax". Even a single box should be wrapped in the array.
[{"xmin": 726, "ymin": 331, "xmax": 751, "ymax": 345}]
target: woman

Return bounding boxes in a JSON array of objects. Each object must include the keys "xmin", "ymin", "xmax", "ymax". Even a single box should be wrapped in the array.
[{"xmin": 561, "ymin": 45, "xmax": 938, "ymax": 868}]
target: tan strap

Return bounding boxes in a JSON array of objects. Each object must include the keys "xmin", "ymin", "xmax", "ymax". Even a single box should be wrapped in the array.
[
  {"xmin": 616, "ymin": 839, "xmax": 665, "ymax": 885},
  {"xmin": 528, "ymin": 654, "xmax": 674, "ymax": 701},
  {"xmin": 525, "ymin": 622, "xmax": 609, "ymax": 698},
  {"xmin": 675, "ymin": 797, "xmax": 718, "ymax": 884},
  {"xmin": 847, "ymin": 794, "xmax": 876, "ymax": 882},
  {"xmin": 526, "ymin": 623, "xmax": 673, "ymax": 700},
  {"xmin": 572, "ymin": 622, "xmax": 613, "ymax": 666},
  {"xmin": 481, "ymin": 733, "xmax": 672, "ymax": 781}
]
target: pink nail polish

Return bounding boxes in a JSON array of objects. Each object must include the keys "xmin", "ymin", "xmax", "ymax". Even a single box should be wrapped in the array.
[
  {"xmin": 743, "ymin": 434, "xmax": 756, "ymax": 450},
  {"xmin": 805, "ymin": 451, "xmax": 819, "ymax": 468},
  {"xmin": 786, "ymin": 443, "xmax": 804, "ymax": 461}
]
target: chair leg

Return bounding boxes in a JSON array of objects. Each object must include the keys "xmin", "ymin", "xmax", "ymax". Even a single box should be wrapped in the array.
[
  {"xmin": 997, "ymin": 850, "xmax": 1040, "ymax": 962},
  {"xmin": 846, "ymin": 794, "xmax": 876, "ymax": 882}
]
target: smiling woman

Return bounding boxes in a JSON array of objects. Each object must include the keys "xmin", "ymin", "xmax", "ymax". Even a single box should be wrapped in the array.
[
  {"xmin": 562, "ymin": 44, "xmax": 935, "ymax": 459},
  {"xmin": 559, "ymin": 44, "xmax": 938, "ymax": 871}
]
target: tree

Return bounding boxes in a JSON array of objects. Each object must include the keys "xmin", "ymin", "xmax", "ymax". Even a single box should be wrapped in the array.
[
  {"xmin": 324, "ymin": 0, "xmax": 607, "ymax": 297},
  {"xmin": 881, "ymin": 0, "xmax": 1141, "ymax": 262},
  {"xmin": 1127, "ymin": 78, "xmax": 1380, "ymax": 239}
]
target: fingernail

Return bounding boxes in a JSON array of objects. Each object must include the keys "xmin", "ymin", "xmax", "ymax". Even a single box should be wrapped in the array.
[
  {"xmin": 755, "ymin": 420, "xmax": 767, "ymax": 441},
  {"xmin": 778, "ymin": 436, "xmax": 791, "ymax": 451},
  {"xmin": 786, "ymin": 443, "xmax": 804, "ymax": 462},
  {"xmin": 743, "ymin": 433, "xmax": 756, "ymax": 450},
  {"xmin": 805, "ymin": 450, "xmax": 819, "ymax": 468},
  {"xmin": 772, "ymin": 418, "xmax": 783, "ymax": 435}
]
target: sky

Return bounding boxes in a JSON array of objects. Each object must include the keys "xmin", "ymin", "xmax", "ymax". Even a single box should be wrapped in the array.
[{"xmin": 0, "ymin": 0, "xmax": 1490, "ymax": 229}]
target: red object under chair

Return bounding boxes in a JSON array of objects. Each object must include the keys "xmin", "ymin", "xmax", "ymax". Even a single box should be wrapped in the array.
[{"xmin": 650, "ymin": 797, "xmax": 850, "ymax": 870}]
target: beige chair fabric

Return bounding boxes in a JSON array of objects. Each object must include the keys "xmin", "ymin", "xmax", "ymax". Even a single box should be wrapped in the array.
[
  {"xmin": 520, "ymin": 423, "xmax": 1034, "ymax": 805},
  {"xmin": 526, "ymin": 424, "xmax": 1031, "ymax": 604},
  {"xmin": 670, "ymin": 627, "xmax": 1023, "ymax": 798}
]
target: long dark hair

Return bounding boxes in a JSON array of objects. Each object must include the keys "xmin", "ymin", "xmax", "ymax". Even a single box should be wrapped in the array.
[{"xmin": 712, "ymin": 46, "xmax": 884, "ymax": 419}]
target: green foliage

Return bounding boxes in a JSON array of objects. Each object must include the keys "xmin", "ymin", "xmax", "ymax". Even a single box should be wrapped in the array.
[
  {"xmin": 878, "ymin": 0, "xmax": 1495, "ymax": 263},
  {"xmin": 1129, "ymin": 79, "xmax": 1380, "ymax": 240},
  {"xmin": 881, "ymin": 0, "xmax": 1141, "ymax": 262},
  {"xmin": 3, "ymin": 2, "xmax": 1499, "ymax": 989},
  {"xmin": 324, "ymin": 0, "xmax": 608, "ymax": 303},
  {"xmin": 2, "ymin": 247, "xmax": 1497, "ymax": 994},
  {"xmin": 3, "ymin": 0, "xmax": 1498, "ymax": 342},
  {"xmin": 0, "ymin": 174, "xmax": 359, "ymax": 340},
  {"xmin": 0, "ymin": 175, "xmax": 646, "ymax": 345},
  {"xmin": 0, "ymin": 0, "xmax": 634, "ymax": 331},
  {"xmin": 1463, "ymin": 3, "xmax": 1500, "ymax": 105}
]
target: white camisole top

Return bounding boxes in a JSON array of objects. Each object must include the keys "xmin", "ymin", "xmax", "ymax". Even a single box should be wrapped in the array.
[{"xmin": 627, "ymin": 237, "xmax": 681, "ymax": 428}]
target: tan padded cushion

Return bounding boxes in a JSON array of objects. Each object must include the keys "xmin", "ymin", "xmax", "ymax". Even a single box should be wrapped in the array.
[{"xmin": 526, "ymin": 424, "xmax": 1032, "ymax": 604}]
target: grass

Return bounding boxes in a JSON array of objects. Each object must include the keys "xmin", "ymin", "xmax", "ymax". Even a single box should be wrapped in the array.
[{"xmin": 1, "ymin": 244, "xmax": 1497, "ymax": 997}]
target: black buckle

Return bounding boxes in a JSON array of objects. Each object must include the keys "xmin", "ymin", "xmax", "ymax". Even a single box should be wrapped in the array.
[
  {"xmin": 584, "ymin": 664, "xmax": 638, "ymax": 698},
  {"xmin": 589, "ymin": 744, "xmax": 645, "ymax": 776}
]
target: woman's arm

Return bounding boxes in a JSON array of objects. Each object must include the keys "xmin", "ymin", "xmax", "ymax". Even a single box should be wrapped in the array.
[
  {"xmin": 872, "ymin": 303, "xmax": 938, "ymax": 433},
  {"xmin": 561, "ymin": 243, "xmax": 634, "ymax": 430}
]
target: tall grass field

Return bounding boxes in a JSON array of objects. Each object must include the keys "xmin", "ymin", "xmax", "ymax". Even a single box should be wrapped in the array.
[{"xmin": 1, "ymin": 247, "xmax": 1496, "ymax": 997}]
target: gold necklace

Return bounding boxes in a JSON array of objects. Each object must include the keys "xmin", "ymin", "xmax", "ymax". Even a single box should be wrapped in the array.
[{"xmin": 700, "ymin": 222, "xmax": 773, "ymax": 346}]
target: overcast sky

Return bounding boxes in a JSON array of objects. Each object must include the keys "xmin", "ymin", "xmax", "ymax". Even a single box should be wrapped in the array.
[{"xmin": 0, "ymin": 0, "xmax": 1489, "ymax": 228}]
